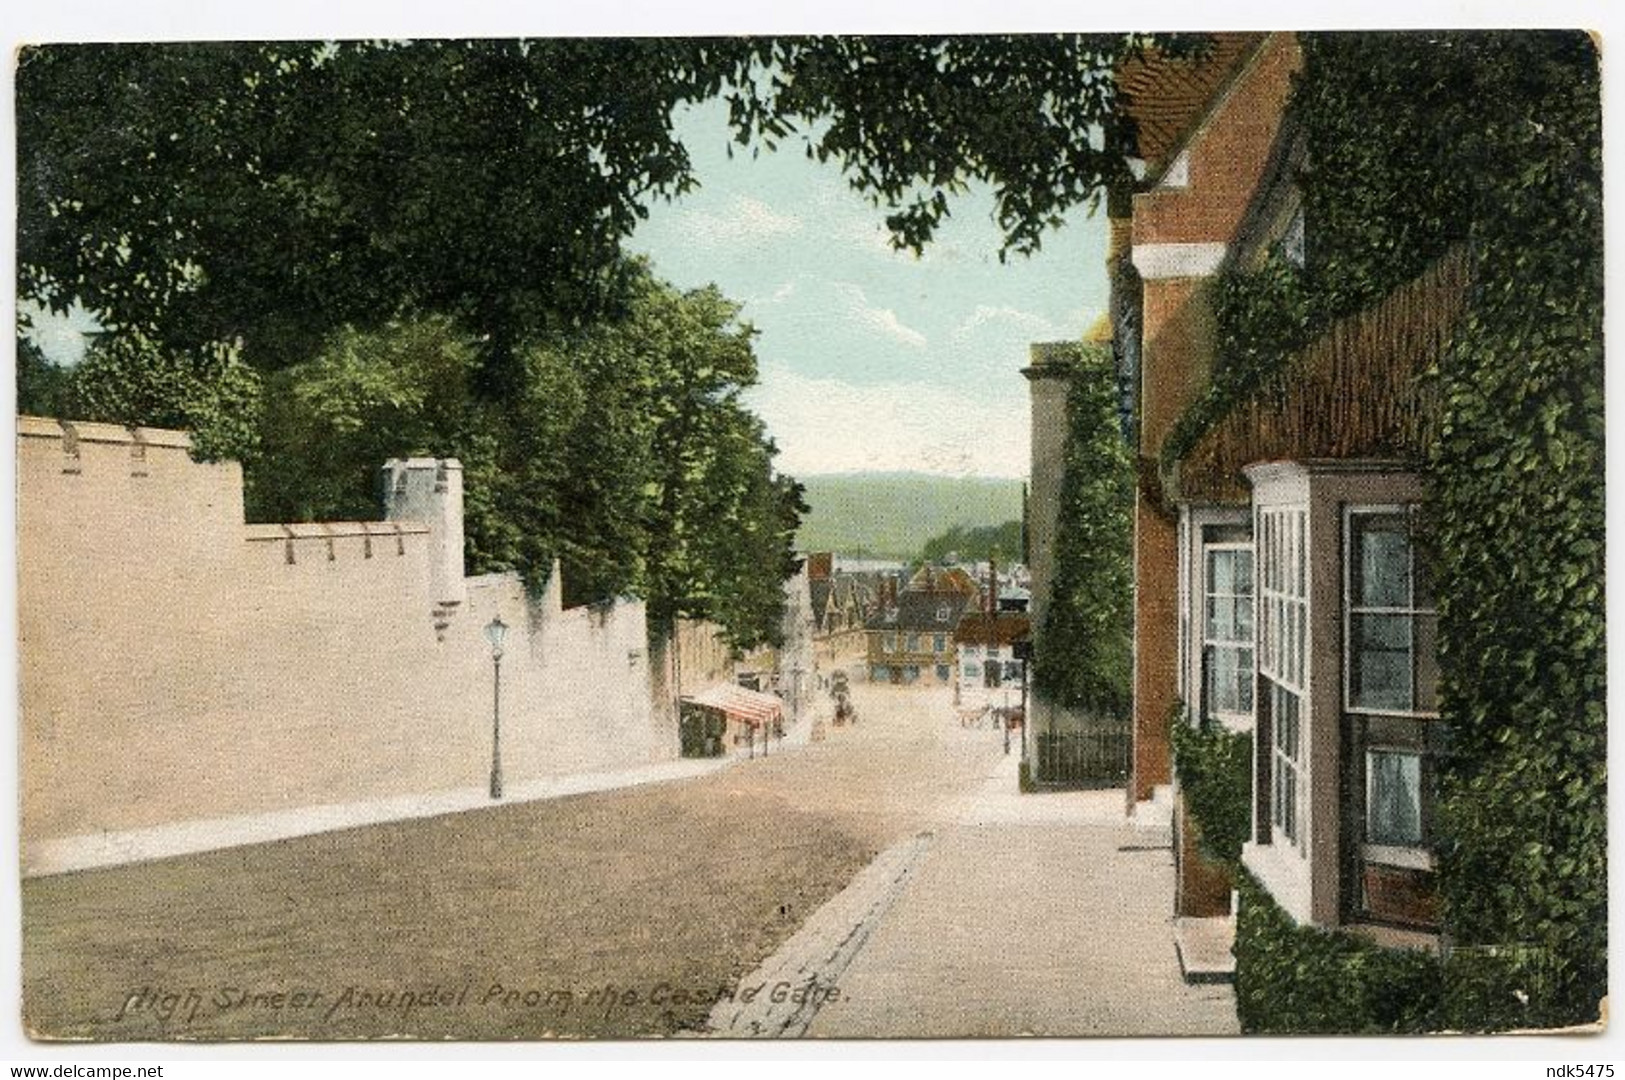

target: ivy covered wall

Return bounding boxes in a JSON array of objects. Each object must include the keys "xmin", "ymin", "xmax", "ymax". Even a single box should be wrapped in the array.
[
  {"xmin": 1167, "ymin": 32, "xmax": 1603, "ymax": 1026},
  {"xmin": 1034, "ymin": 343, "xmax": 1135, "ymax": 718}
]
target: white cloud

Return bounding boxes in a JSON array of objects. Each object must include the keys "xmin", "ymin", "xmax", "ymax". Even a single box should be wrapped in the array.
[
  {"xmin": 948, "ymin": 304, "xmax": 1061, "ymax": 345},
  {"xmin": 746, "ymin": 370, "xmax": 1028, "ymax": 479},
  {"xmin": 675, "ymin": 195, "xmax": 802, "ymax": 248},
  {"xmin": 831, "ymin": 283, "xmax": 928, "ymax": 350}
]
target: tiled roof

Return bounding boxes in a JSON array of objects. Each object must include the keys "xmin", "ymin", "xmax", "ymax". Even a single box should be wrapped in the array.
[
  {"xmin": 953, "ymin": 611, "xmax": 1032, "ymax": 647},
  {"xmin": 866, "ymin": 589, "xmax": 973, "ymax": 633},
  {"xmin": 1116, "ymin": 33, "xmax": 1267, "ymax": 172}
]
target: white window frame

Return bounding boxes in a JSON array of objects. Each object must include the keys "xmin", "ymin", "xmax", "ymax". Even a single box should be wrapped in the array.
[
  {"xmin": 1342, "ymin": 505, "xmax": 1440, "ymax": 721},
  {"xmin": 1258, "ymin": 504, "xmax": 1309, "ymax": 853},
  {"xmin": 1201, "ymin": 539, "xmax": 1256, "ymax": 725},
  {"xmin": 1364, "ymin": 748, "xmax": 1427, "ymax": 860},
  {"xmin": 1177, "ymin": 514, "xmax": 1192, "ymax": 704}
]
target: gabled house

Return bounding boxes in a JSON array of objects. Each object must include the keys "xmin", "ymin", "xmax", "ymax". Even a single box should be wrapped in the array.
[{"xmin": 865, "ymin": 585, "xmax": 974, "ymax": 685}]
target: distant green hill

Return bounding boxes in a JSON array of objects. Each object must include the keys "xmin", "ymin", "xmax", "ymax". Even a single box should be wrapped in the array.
[{"xmin": 796, "ymin": 472, "xmax": 1025, "ymax": 560}]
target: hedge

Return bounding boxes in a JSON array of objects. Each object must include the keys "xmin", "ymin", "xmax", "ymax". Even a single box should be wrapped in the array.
[{"xmin": 1033, "ymin": 343, "xmax": 1134, "ymax": 717}]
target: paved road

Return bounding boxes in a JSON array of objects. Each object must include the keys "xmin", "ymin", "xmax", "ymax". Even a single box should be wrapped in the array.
[{"xmin": 23, "ymin": 680, "xmax": 1235, "ymax": 1040}]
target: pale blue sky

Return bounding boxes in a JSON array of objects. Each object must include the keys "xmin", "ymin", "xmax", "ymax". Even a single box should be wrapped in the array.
[
  {"xmin": 22, "ymin": 97, "xmax": 1110, "ymax": 481},
  {"xmin": 629, "ymin": 100, "xmax": 1109, "ymax": 478}
]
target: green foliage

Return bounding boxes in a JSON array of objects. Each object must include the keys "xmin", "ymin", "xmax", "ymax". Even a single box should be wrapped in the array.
[
  {"xmin": 1278, "ymin": 30, "xmax": 1604, "ymax": 1027},
  {"xmin": 16, "ymin": 337, "xmax": 78, "ymax": 420},
  {"xmin": 70, "ymin": 330, "xmax": 262, "ymax": 462},
  {"xmin": 1160, "ymin": 249, "xmax": 1313, "ymax": 473},
  {"xmin": 1034, "ymin": 346, "xmax": 1133, "ymax": 715},
  {"xmin": 1169, "ymin": 709, "xmax": 1251, "ymax": 867},
  {"xmin": 250, "ymin": 269, "xmax": 806, "ymax": 647},
  {"xmin": 1402, "ymin": 32, "xmax": 1606, "ymax": 1027},
  {"xmin": 1234, "ymin": 872, "xmax": 1444, "ymax": 1034},
  {"xmin": 918, "ymin": 520, "xmax": 1023, "ymax": 566},
  {"xmin": 797, "ymin": 475, "xmax": 1024, "ymax": 560},
  {"xmin": 1018, "ymin": 760, "xmax": 1036, "ymax": 794},
  {"xmin": 252, "ymin": 317, "xmax": 483, "ymax": 524},
  {"xmin": 1236, "ymin": 872, "xmax": 1567, "ymax": 1034},
  {"xmin": 1163, "ymin": 33, "xmax": 1603, "ymax": 1027},
  {"xmin": 17, "ymin": 36, "xmax": 1173, "ymax": 385}
]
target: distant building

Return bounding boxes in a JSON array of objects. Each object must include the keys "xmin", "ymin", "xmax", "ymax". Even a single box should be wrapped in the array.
[
  {"xmin": 865, "ymin": 581, "xmax": 974, "ymax": 685},
  {"xmin": 953, "ymin": 609, "xmax": 1031, "ymax": 710}
]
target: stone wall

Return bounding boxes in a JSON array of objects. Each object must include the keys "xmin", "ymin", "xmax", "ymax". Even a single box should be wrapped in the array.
[{"xmin": 18, "ymin": 417, "xmax": 672, "ymax": 866}]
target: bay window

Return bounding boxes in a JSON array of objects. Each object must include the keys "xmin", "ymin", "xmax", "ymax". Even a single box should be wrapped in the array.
[
  {"xmin": 1344, "ymin": 504, "xmax": 1440, "ymax": 926},
  {"xmin": 1258, "ymin": 505, "xmax": 1308, "ymax": 851}
]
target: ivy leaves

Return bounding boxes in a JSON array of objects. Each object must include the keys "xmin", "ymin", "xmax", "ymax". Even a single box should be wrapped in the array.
[{"xmin": 1035, "ymin": 346, "xmax": 1134, "ymax": 715}]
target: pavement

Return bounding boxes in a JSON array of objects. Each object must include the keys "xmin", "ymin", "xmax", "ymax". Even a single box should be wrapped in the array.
[{"xmin": 714, "ymin": 748, "xmax": 1239, "ymax": 1038}]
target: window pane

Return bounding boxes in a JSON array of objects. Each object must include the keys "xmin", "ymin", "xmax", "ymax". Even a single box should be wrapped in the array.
[
  {"xmin": 1206, "ymin": 645, "xmax": 1231, "ymax": 714},
  {"xmin": 1294, "ymin": 513, "xmax": 1305, "ymax": 597},
  {"xmin": 1352, "ymin": 613, "xmax": 1413, "ymax": 710},
  {"xmin": 1368, "ymin": 751, "xmax": 1423, "ymax": 846},
  {"xmin": 1206, "ymin": 596, "xmax": 1234, "ymax": 641},
  {"xmin": 1353, "ymin": 514, "xmax": 1410, "ymax": 608},
  {"xmin": 1273, "ymin": 684, "xmax": 1300, "ymax": 757},
  {"xmin": 1233, "ymin": 598, "xmax": 1254, "ymax": 641},
  {"xmin": 1209, "ymin": 549, "xmax": 1235, "ymax": 594},
  {"xmin": 1296, "ymin": 604, "xmax": 1307, "ymax": 682},
  {"xmin": 1206, "ymin": 645, "xmax": 1253, "ymax": 716},
  {"xmin": 1235, "ymin": 550, "xmax": 1255, "ymax": 597}
]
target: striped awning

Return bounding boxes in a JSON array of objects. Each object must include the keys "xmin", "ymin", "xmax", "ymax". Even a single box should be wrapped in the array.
[{"xmin": 682, "ymin": 683, "xmax": 784, "ymax": 728}]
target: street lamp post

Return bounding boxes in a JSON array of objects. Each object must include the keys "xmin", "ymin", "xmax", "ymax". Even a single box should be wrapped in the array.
[{"xmin": 485, "ymin": 615, "xmax": 508, "ymax": 800}]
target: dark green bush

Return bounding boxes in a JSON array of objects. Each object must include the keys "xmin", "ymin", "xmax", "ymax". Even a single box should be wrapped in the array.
[
  {"xmin": 1234, "ymin": 872, "xmax": 1443, "ymax": 1034},
  {"xmin": 1169, "ymin": 709, "xmax": 1251, "ymax": 867},
  {"xmin": 1034, "ymin": 344, "xmax": 1134, "ymax": 717}
]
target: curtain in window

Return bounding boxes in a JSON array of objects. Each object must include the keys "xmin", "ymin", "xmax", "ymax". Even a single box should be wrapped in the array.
[{"xmin": 1367, "ymin": 750, "xmax": 1423, "ymax": 846}]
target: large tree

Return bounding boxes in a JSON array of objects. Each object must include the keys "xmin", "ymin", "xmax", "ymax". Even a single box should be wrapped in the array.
[{"xmin": 17, "ymin": 35, "xmax": 1175, "ymax": 389}]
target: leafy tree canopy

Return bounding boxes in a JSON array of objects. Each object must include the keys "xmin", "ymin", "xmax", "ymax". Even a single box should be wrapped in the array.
[{"xmin": 18, "ymin": 35, "xmax": 1184, "ymax": 389}]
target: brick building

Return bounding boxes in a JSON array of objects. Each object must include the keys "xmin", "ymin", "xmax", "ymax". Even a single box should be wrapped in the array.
[{"xmin": 1106, "ymin": 32, "xmax": 1467, "ymax": 969}]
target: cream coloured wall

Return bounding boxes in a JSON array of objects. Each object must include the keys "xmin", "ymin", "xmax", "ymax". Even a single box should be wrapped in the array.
[{"xmin": 18, "ymin": 417, "xmax": 673, "ymax": 857}]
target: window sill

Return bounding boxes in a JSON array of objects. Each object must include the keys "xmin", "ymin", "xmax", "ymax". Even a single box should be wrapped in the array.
[
  {"xmin": 1343, "ymin": 920, "xmax": 1442, "ymax": 954},
  {"xmin": 1362, "ymin": 843, "xmax": 1435, "ymax": 871}
]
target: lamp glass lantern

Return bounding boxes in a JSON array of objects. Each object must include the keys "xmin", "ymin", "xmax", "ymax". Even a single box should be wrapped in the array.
[{"xmin": 484, "ymin": 615, "xmax": 508, "ymax": 659}]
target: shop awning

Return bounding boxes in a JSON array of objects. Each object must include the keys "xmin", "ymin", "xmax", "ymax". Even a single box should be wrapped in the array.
[{"xmin": 682, "ymin": 683, "xmax": 784, "ymax": 728}]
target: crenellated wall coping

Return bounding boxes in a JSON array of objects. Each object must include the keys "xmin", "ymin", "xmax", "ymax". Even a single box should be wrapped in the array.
[
  {"xmin": 244, "ymin": 522, "xmax": 430, "ymax": 541},
  {"xmin": 19, "ymin": 415, "xmax": 195, "ymax": 450},
  {"xmin": 23, "ymin": 416, "xmax": 439, "ymax": 550}
]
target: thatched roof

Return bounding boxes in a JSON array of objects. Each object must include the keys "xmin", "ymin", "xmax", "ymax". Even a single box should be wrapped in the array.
[{"xmin": 1171, "ymin": 248, "xmax": 1471, "ymax": 504}]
